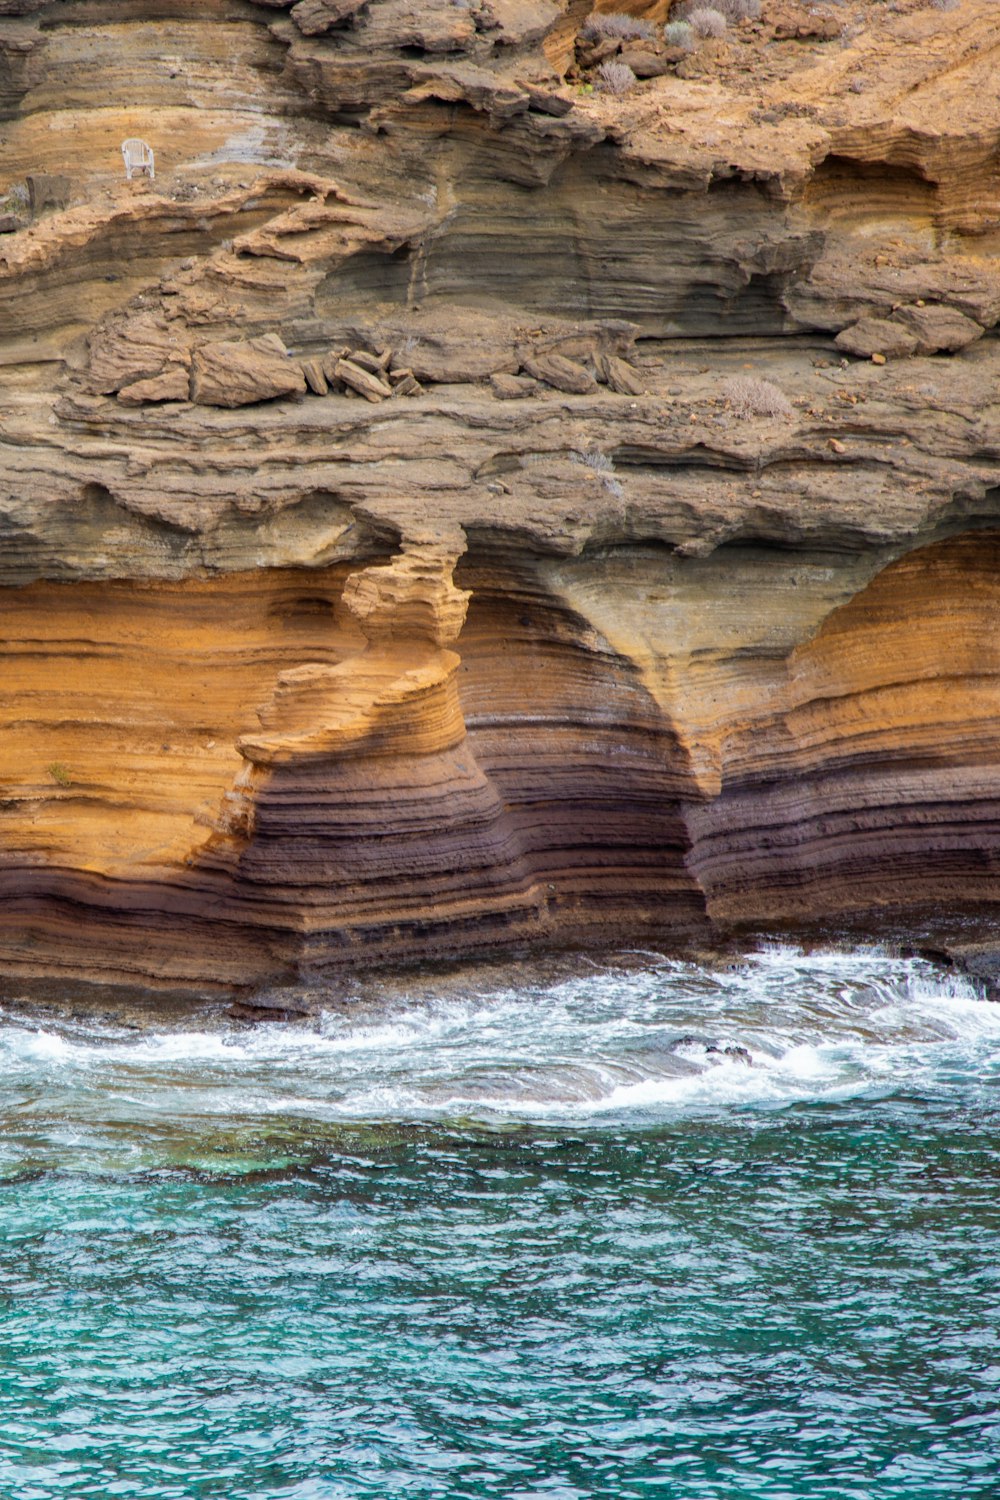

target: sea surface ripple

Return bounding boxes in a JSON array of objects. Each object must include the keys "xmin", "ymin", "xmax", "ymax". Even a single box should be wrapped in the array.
[{"xmin": 0, "ymin": 946, "xmax": 998, "ymax": 1499}]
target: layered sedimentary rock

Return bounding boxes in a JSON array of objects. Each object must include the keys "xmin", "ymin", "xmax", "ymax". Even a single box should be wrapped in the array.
[
  {"xmin": 2, "ymin": 0, "xmax": 1000, "ymax": 995},
  {"xmin": 690, "ymin": 532, "xmax": 1000, "ymax": 924},
  {"xmin": 224, "ymin": 537, "xmax": 552, "ymax": 968}
]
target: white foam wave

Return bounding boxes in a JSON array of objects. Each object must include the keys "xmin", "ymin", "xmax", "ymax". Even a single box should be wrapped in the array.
[{"xmin": 0, "ymin": 948, "xmax": 997, "ymax": 1126}]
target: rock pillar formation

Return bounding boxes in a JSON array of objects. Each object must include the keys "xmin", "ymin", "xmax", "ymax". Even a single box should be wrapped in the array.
[{"xmin": 224, "ymin": 537, "xmax": 550, "ymax": 970}]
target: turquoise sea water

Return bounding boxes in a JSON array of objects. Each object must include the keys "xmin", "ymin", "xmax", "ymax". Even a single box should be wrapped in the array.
[{"xmin": 1, "ymin": 947, "xmax": 999, "ymax": 1499}]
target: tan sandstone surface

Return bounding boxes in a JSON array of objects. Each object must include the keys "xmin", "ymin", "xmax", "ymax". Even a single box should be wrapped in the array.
[{"xmin": 1, "ymin": 0, "xmax": 1000, "ymax": 998}]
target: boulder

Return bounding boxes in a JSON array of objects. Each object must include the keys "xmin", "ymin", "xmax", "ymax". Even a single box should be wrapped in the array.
[
  {"xmin": 491, "ymin": 372, "xmax": 539, "ymax": 399},
  {"xmin": 191, "ymin": 338, "xmax": 306, "ymax": 407},
  {"xmin": 117, "ymin": 367, "xmax": 190, "ymax": 405},
  {"xmin": 228, "ymin": 989, "xmax": 315, "ymax": 1021},
  {"xmin": 597, "ymin": 353, "xmax": 646, "ymax": 396},
  {"xmin": 321, "ymin": 348, "xmax": 351, "ymax": 385},
  {"xmin": 892, "ymin": 304, "xmax": 985, "ymax": 355},
  {"xmin": 390, "ymin": 373, "xmax": 423, "ymax": 397},
  {"xmin": 943, "ymin": 945, "xmax": 1000, "ymax": 1002},
  {"xmin": 518, "ymin": 81, "xmax": 573, "ymax": 117},
  {"xmin": 349, "ymin": 348, "xmax": 392, "ymax": 375},
  {"xmin": 301, "ymin": 358, "xmax": 329, "ymax": 395},
  {"xmin": 335, "ymin": 358, "xmax": 393, "ymax": 401},
  {"xmin": 26, "ymin": 173, "xmax": 70, "ymax": 214},
  {"xmin": 576, "ymin": 37, "xmax": 621, "ymax": 67},
  {"xmin": 770, "ymin": 3, "xmax": 841, "ymax": 40},
  {"xmin": 253, "ymin": 332, "xmax": 293, "ymax": 358},
  {"xmin": 521, "ymin": 352, "xmax": 597, "ymax": 394},
  {"xmin": 834, "ymin": 318, "xmax": 919, "ymax": 361},
  {"xmin": 618, "ymin": 48, "xmax": 672, "ymax": 79},
  {"xmin": 88, "ymin": 311, "xmax": 191, "ymax": 395}
]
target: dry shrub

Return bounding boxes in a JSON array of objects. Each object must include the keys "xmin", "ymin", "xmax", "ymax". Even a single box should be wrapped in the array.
[
  {"xmin": 663, "ymin": 19, "xmax": 695, "ymax": 47},
  {"xmin": 582, "ymin": 11, "xmax": 656, "ymax": 41},
  {"xmin": 597, "ymin": 59, "xmax": 638, "ymax": 94},
  {"xmin": 676, "ymin": 0, "xmax": 756, "ymax": 16},
  {"xmin": 578, "ymin": 449, "xmax": 614, "ymax": 475},
  {"xmin": 713, "ymin": 0, "xmax": 760, "ymax": 19},
  {"xmin": 575, "ymin": 449, "xmax": 624, "ymax": 499},
  {"xmin": 685, "ymin": 7, "xmax": 728, "ymax": 38},
  {"xmin": 721, "ymin": 376, "xmax": 792, "ymax": 420}
]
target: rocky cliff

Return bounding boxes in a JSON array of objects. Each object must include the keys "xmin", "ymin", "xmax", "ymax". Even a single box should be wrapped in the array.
[{"xmin": 1, "ymin": 0, "xmax": 999, "ymax": 998}]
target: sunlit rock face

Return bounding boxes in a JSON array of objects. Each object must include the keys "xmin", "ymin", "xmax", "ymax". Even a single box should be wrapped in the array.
[
  {"xmin": 688, "ymin": 532, "xmax": 1000, "ymax": 926},
  {"xmin": 2, "ymin": 0, "xmax": 1000, "ymax": 994}
]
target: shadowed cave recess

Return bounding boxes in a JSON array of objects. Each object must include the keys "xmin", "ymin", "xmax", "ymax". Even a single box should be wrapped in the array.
[{"xmin": 3, "ymin": 0, "xmax": 1000, "ymax": 998}]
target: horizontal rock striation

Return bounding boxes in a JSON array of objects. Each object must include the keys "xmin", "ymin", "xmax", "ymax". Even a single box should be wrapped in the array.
[
  {"xmin": 2, "ymin": 0, "xmax": 1000, "ymax": 995},
  {"xmin": 689, "ymin": 532, "xmax": 1000, "ymax": 924}
]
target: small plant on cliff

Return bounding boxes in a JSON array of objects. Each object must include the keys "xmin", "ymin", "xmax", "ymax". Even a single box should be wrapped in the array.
[
  {"xmin": 683, "ymin": 7, "xmax": 728, "ymax": 37},
  {"xmin": 597, "ymin": 59, "xmax": 638, "ymax": 94},
  {"xmin": 47, "ymin": 762, "xmax": 72, "ymax": 788},
  {"xmin": 582, "ymin": 11, "xmax": 656, "ymax": 41},
  {"xmin": 581, "ymin": 449, "xmax": 614, "ymax": 472},
  {"xmin": 721, "ymin": 375, "xmax": 793, "ymax": 420},
  {"xmin": 0, "ymin": 180, "xmax": 28, "ymax": 215},
  {"xmin": 575, "ymin": 448, "xmax": 625, "ymax": 500},
  {"xmin": 664, "ymin": 19, "xmax": 695, "ymax": 47}
]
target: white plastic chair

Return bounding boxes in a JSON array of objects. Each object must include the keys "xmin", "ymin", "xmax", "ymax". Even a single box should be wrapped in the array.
[{"xmin": 121, "ymin": 138, "xmax": 155, "ymax": 182}]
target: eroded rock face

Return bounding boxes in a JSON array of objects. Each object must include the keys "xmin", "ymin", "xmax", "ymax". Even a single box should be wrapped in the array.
[
  {"xmin": 688, "ymin": 532, "xmax": 1000, "ymax": 924},
  {"xmin": 2, "ymin": 0, "xmax": 1000, "ymax": 995}
]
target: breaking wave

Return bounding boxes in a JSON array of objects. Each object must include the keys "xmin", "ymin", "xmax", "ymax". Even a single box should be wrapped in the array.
[{"xmin": 1, "ymin": 948, "xmax": 997, "ymax": 1145}]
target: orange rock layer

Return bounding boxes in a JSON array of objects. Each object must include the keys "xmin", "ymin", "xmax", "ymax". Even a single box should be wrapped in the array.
[{"xmin": 4, "ymin": 530, "xmax": 1000, "ymax": 996}]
